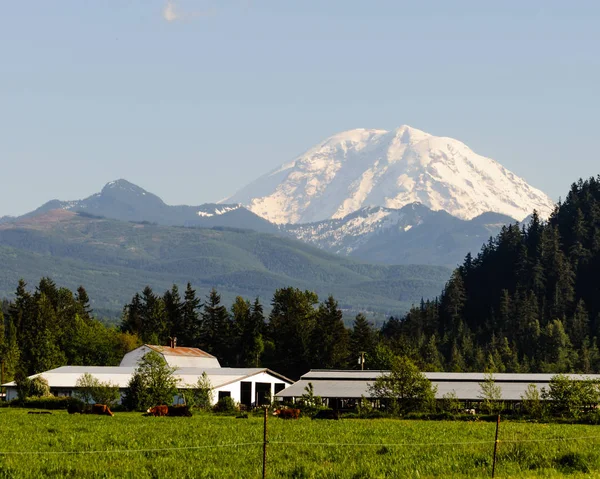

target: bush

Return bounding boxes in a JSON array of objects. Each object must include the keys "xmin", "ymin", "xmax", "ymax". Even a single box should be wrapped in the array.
[
  {"xmin": 30, "ymin": 377, "xmax": 50, "ymax": 397},
  {"xmin": 213, "ymin": 396, "xmax": 237, "ymax": 413},
  {"xmin": 22, "ymin": 396, "xmax": 84, "ymax": 410}
]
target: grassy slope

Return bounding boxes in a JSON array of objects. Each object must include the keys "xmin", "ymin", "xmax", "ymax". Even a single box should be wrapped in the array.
[
  {"xmin": 0, "ymin": 211, "xmax": 450, "ymax": 317},
  {"xmin": 0, "ymin": 410, "xmax": 597, "ymax": 478}
]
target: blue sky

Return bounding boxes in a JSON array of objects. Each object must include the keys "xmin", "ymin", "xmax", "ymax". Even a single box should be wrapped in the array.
[{"xmin": 1, "ymin": 0, "xmax": 599, "ymax": 216}]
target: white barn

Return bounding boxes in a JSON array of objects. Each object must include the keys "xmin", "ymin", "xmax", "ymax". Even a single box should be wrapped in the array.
[{"xmin": 3, "ymin": 345, "xmax": 293, "ymax": 407}]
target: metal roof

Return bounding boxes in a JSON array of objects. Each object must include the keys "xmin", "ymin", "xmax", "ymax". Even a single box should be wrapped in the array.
[
  {"xmin": 303, "ymin": 370, "xmax": 600, "ymax": 382},
  {"xmin": 276, "ymin": 370, "xmax": 600, "ymax": 402},
  {"xmin": 2, "ymin": 367, "xmax": 292, "ymax": 389},
  {"xmin": 146, "ymin": 345, "xmax": 217, "ymax": 359}
]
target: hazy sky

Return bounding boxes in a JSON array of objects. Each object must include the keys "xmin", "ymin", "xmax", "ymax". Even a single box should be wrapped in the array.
[{"xmin": 1, "ymin": 0, "xmax": 599, "ymax": 216}]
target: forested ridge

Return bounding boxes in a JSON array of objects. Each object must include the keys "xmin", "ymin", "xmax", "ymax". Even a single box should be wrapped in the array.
[
  {"xmin": 2, "ymin": 176, "xmax": 600, "ymax": 380},
  {"xmin": 390, "ymin": 176, "xmax": 600, "ymax": 373}
]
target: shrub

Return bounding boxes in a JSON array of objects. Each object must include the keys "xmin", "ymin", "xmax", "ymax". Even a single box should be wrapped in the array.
[
  {"xmin": 30, "ymin": 377, "xmax": 50, "ymax": 397},
  {"xmin": 23, "ymin": 396, "xmax": 84, "ymax": 410},
  {"xmin": 75, "ymin": 373, "xmax": 120, "ymax": 408},
  {"xmin": 213, "ymin": 396, "xmax": 237, "ymax": 413},
  {"xmin": 521, "ymin": 384, "xmax": 544, "ymax": 419},
  {"xmin": 440, "ymin": 391, "xmax": 462, "ymax": 414}
]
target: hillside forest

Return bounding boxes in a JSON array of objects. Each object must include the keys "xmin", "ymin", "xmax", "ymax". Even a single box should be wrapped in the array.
[{"xmin": 2, "ymin": 176, "xmax": 600, "ymax": 380}]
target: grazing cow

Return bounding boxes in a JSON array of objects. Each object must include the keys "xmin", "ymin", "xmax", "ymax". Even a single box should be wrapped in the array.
[
  {"xmin": 312, "ymin": 409, "xmax": 340, "ymax": 420},
  {"xmin": 92, "ymin": 404, "xmax": 114, "ymax": 416},
  {"xmin": 167, "ymin": 405, "xmax": 192, "ymax": 417},
  {"xmin": 274, "ymin": 408, "xmax": 301, "ymax": 419},
  {"xmin": 464, "ymin": 408, "xmax": 476, "ymax": 415},
  {"xmin": 67, "ymin": 403, "xmax": 83, "ymax": 415},
  {"xmin": 147, "ymin": 405, "xmax": 169, "ymax": 417}
]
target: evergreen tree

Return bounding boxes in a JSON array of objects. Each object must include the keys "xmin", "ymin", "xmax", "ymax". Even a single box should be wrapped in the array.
[
  {"xmin": 349, "ymin": 313, "xmax": 376, "ymax": 370},
  {"xmin": 265, "ymin": 288, "xmax": 318, "ymax": 379},
  {"xmin": 201, "ymin": 288, "xmax": 232, "ymax": 364},
  {"xmin": 180, "ymin": 283, "xmax": 202, "ymax": 347},
  {"xmin": 310, "ymin": 295, "xmax": 349, "ymax": 369}
]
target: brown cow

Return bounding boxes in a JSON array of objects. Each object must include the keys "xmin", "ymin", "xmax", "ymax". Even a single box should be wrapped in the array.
[
  {"xmin": 167, "ymin": 405, "xmax": 192, "ymax": 417},
  {"xmin": 274, "ymin": 408, "xmax": 301, "ymax": 419},
  {"xmin": 91, "ymin": 404, "xmax": 114, "ymax": 416},
  {"xmin": 147, "ymin": 405, "xmax": 169, "ymax": 417}
]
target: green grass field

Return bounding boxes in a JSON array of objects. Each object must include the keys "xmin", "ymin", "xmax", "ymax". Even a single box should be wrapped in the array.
[{"xmin": 0, "ymin": 409, "xmax": 599, "ymax": 478}]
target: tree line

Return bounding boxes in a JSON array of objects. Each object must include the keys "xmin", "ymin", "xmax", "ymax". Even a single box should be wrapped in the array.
[{"xmin": 381, "ymin": 176, "xmax": 600, "ymax": 374}]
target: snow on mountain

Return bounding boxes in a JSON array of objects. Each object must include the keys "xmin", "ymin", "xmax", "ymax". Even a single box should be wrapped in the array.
[
  {"xmin": 283, "ymin": 202, "xmax": 515, "ymax": 266},
  {"xmin": 197, "ymin": 205, "xmax": 242, "ymax": 217},
  {"xmin": 20, "ymin": 180, "xmax": 279, "ymax": 234},
  {"xmin": 284, "ymin": 204, "xmax": 424, "ymax": 255},
  {"xmin": 224, "ymin": 126, "xmax": 555, "ymax": 224}
]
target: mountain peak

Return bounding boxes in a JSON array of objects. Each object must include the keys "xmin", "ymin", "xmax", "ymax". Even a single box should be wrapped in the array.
[
  {"xmin": 102, "ymin": 179, "xmax": 148, "ymax": 195},
  {"xmin": 224, "ymin": 126, "xmax": 555, "ymax": 224}
]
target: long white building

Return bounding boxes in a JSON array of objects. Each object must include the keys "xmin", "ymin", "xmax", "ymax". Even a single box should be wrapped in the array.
[
  {"xmin": 276, "ymin": 369, "xmax": 600, "ymax": 407},
  {"xmin": 3, "ymin": 345, "xmax": 293, "ymax": 407}
]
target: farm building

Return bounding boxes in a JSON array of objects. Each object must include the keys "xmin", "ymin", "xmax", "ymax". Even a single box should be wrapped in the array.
[
  {"xmin": 275, "ymin": 370, "xmax": 600, "ymax": 408},
  {"xmin": 2, "ymin": 345, "xmax": 292, "ymax": 407}
]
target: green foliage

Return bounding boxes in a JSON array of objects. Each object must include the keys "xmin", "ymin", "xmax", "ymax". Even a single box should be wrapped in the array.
[
  {"xmin": 356, "ymin": 396, "xmax": 374, "ymax": 417},
  {"xmin": 21, "ymin": 396, "xmax": 83, "ymax": 410},
  {"xmin": 440, "ymin": 391, "xmax": 462, "ymax": 414},
  {"xmin": 521, "ymin": 384, "xmax": 544, "ymax": 419},
  {"xmin": 123, "ymin": 351, "xmax": 178, "ymax": 411},
  {"xmin": 547, "ymin": 374, "xmax": 600, "ymax": 419},
  {"xmin": 14, "ymin": 374, "xmax": 50, "ymax": 400},
  {"xmin": 29, "ymin": 376, "xmax": 50, "ymax": 397},
  {"xmin": 188, "ymin": 372, "xmax": 213, "ymax": 409},
  {"xmin": 478, "ymin": 372, "xmax": 503, "ymax": 415},
  {"xmin": 369, "ymin": 356, "xmax": 437, "ymax": 414},
  {"xmin": 299, "ymin": 382, "xmax": 325, "ymax": 415},
  {"xmin": 75, "ymin": 373, "xmax": 120, "ymax": 408},
  {"xmin": 213, "ymin": 396, "xmax": 237, "ymax": 413}
]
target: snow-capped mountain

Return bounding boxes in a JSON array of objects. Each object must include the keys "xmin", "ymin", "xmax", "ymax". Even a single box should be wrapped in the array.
[
  {"xmin": 283, "ymin": 203, "xmax": 514, "ymax": 266},
  {"xmin": 18, "ymin": 180, "xmax": 278, "ymax": 234},
  {"xmin": 224, "ymin": 125, "xmax": 555, "ymax": 224}
]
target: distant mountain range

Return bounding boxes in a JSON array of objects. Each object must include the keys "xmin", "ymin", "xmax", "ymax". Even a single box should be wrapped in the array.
[
  {"xmin": 0, "ymin": 210, "xmax": 450, "ymax": 318},
  {"xmin": 283, "ymin": 203, "xmax": 515, "ymax": 267},
  {"xmin": 23, "ymin": 179, "xmax": 278, "ymax": 234},
  {"xmin": 2, "ymin": 178, "xmax": 517, "ymax": 267},
  {"xmin": 224, "ymin": 125, "xmax": 554, "ymax": 224}
]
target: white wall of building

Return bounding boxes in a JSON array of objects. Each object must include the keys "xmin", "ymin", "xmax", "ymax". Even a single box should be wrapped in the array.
[{"xmin": 211, "ymin": 371, "xmax": 289, "ymax": 406}]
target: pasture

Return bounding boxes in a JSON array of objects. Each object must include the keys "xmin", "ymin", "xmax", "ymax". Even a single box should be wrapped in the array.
[{"xmin": 0, "ymin": 409, "xmax": 598, "ymax": 478}]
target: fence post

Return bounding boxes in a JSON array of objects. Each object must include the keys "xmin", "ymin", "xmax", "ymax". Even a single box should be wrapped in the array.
[
  {"xmin": 491, "ymin": 414, "xmax": 500, "ymax": 478},
  {"xmin": 262, "ymin": 406, "xmax": 268, "ymax": 479}
]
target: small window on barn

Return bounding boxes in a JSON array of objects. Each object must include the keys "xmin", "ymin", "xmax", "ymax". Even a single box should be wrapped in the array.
[
  {"xmin": 274, "ymin": 383, "xmax": 286, "ymax": 394},
  {"xmin": 218, "ymin": 391, "xmax": 231, "ymax": 400}
]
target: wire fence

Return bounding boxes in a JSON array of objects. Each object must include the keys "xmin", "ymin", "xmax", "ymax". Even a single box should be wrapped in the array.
[{"xmin": 1, "ymin": 412, "xmax": 600, "ymax": 477}]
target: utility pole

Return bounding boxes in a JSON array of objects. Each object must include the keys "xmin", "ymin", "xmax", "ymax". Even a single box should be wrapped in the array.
[{"xmin": 358, "ymin": 351, "xmax": 366, "ymax": 371}]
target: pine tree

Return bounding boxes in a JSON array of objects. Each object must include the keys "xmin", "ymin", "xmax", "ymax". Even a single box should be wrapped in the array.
[
  {"xmin": 310, "ymin": 295, "xmax": 349, "ymax": 369},
  {"xmin": 265, "ymin": 288, "xmax": 318, "ymax": 379},
  {"xmin": 181, "ymin": 283, "xmax": 202, "ymax": 347},
  {"xmin": 201, "ymin": 288, "xmax": 232, "ymax": 365},
  {"xmin": 349, "ymin": 313, "xmax": 376, "ymax": 370},
  {"xmin": 163, "ymin": 284, "xmax": 183, "ymax": 342}
]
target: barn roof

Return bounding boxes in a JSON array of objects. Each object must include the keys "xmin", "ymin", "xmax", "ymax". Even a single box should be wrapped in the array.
[
  {"xmin": 146, "ymin": 345, "xmax": 217, "ymax": 359},
  {"xmin": 2, "ymin": 366, "xmax": 293, "ymax": 389}
]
